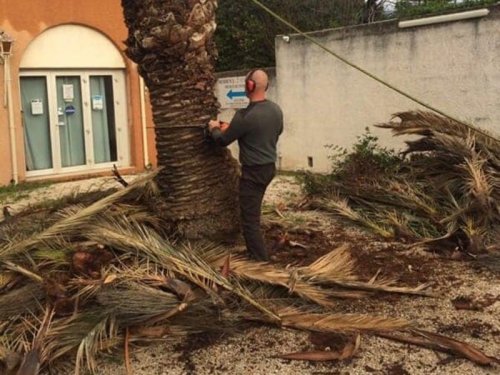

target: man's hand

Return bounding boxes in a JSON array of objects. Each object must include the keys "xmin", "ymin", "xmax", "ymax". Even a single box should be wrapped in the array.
[
  {"xmin": 209, "ymin": 120, "xmax": 230, "ymax": 133},
  {"xmin": 219, "ymin": 122, "xmax": 229, "ymax": 132},
  {"xmin": 208, "ymin": 120, "xmax": 221, "ymax": 132}
]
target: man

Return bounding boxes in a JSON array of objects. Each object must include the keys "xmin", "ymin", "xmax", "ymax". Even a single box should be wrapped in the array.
[{"xmin": 209, "ymin": 69, "xmax": 283, "ymax": 261}]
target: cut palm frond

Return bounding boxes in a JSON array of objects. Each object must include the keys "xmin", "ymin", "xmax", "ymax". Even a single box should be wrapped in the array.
[
  {"xmin": 316, "ymin": 198, "xmax": 394, "ymax": 239},
  {"xmin": 0, "ymin": 171, "xmax": 158, "ymax": 261},
  {"xmin": 308, "ymin": 111, "xmax": 499, "ymax": 252},
  {"xmin": 85, "ymin": 216, "xmax": 280, "ymax": 322},
  {"xmin": 277, "ymin": 307, "xmax": 412, "ymax": 333},
  {"xmin": 0, "ymin": 284, "xmax": 45, "ymax": 320},
  {"xmin": 1, "ymin": 158, "xmax": 496, "ymax": 373},
  {"xmin": 44, "ymin": 310, "xmax": 118, "ymax": 374},
  {"xmin": 377, "ymin": 329, "xmax": 499, "ymax": 366},
  {"xmin": 299, "ymin": 245, "xmax": 356, "ymax": 281},
  {"xmin": 297, "ymin": 246, "xmax": 433, "ymax": 297},
  {"xmin": 210, "ymin": 254, "xmax": 365, "ymax": 307},
  {"xmin": 96, "ymin": 283, "xmax": 180, "ymax": 325}
]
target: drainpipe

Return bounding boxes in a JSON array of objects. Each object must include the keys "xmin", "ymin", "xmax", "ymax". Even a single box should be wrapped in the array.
[
  {"xmin": 4, "ymin": 54, "xmax": 18, "ymax": 184},
  {"xmin": 139, "ymin": 76, "xmax": 149, "ymax": 168}
]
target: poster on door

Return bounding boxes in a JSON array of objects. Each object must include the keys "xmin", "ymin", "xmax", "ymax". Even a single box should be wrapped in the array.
[
  {"xmin": 63, "ymin": 84, "xmax": 74, "ymax": 102},
  {"xmin": 31, "ymin": 99, "xmax": 44, "ymax": 115},
  {"xmin": 92, "ymin": 95, "xmax": 104, "ymax": 111}
]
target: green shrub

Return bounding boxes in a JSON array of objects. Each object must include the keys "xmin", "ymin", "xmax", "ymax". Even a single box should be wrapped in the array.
[{"xmin": 299, "ymin": 128, "xmax": 402, "ymax": 196}]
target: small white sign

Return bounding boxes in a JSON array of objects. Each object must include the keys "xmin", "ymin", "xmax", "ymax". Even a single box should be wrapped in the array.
[
  {"xmin": 63, "ymin": 84, "xmax": 74, "ymax": 102},
  {"xmin": 92, "ymin": 95, "xmax": 104, "ymax": 111},
  {"xmin": 31, "ymin": 99, "xmax": 44, "ymax": 115},
  {"xmin": 216, "ymin": 76, "xmax": 249, "ymax": 109}
]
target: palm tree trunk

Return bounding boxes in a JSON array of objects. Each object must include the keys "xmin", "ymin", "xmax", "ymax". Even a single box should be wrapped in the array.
[{"xmin": 122, "ymin": 0, "xmax": 240, "ymax": 240}]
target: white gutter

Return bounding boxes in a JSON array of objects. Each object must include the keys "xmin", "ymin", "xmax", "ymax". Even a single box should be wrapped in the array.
[
  {"xmin": 139, "ymin": 76, "xmax": 149, "ymax": 168},
  {"xmin": 399, "ymin": 9, "xmax": 490, "ymax": 28},
  {"xmin": 5, "ymin": 55, "xmax": 18, "ymax": 183}
]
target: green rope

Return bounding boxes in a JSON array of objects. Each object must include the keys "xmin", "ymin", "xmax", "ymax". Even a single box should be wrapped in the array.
[{"xmin": 250, "ymin": 0, "xmax": 499, "ymax": 143}]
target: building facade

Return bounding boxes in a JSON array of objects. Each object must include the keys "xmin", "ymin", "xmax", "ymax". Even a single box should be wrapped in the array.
[
  {"xmin": 3, "ymin": 3, "xmax": 498, "ymax": 184},
  {"xmin": 0, "ymin": 0, "xmax": 156, "ymax": 185}
]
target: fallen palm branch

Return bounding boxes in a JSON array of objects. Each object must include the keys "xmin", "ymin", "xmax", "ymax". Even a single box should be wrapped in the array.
[
  {"xmin": 306, "ymin": 111, "xmax": 499, "ymax": 254},
  {"xmin": 276, "ymin": 307, "xmax": 412, "ymax": 333},
  {"xmin": 207, "ymin": 245, "xmax": 433, "ymax": 298},
  {"xmin": 376, "ymin": 329, "xmax": 499, "ymax": 366},
  {"xmin": 0, "ymin": 172, "xmax": 497, "ymax": 374},
  {"xmin": 0, "ymin": 171, "xmax": 160, "ymax": 262}
]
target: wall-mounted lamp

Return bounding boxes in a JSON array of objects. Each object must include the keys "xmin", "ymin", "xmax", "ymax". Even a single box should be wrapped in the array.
[{"xmin": 0, "ymin": 31, "xmax": 14, "ymax": 64}]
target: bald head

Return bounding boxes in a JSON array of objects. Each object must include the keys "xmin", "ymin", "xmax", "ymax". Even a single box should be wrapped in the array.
[{"xmin": 246, "ymin": 69, "xmax": 269, "ymax": 100}]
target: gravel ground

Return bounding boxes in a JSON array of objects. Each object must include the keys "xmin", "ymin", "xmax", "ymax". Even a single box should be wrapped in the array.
[{"xmin": 4, "ymin": 174, "xmax": 498, "ymax": 375}]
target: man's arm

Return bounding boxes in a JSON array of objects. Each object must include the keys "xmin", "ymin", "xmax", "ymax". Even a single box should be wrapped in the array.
[{"xmin": 210, "ymin": 112, "xmax": 247, "ymax": 146}]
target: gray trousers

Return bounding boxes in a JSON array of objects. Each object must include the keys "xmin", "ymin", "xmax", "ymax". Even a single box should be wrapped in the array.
[{"xmin": 239, "ymin": 163, "xmax": 276, "ymax": 261}]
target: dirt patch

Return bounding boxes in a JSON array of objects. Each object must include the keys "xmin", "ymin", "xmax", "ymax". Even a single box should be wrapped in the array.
[
  {"xmin": 309, "ymin": 332, "xmax": 353, "ymax": 352},
  {"xmin": 173, "ymin": 331, "xmax": 227, "ymax": 374},
  {"xmin": 438, "ymin": 320, "xmax": 500, "ymax": 339},
  {"xmin": 384, "ymin": 362, "xmax": 411, "ymax": 375},
  {"xmin": 350, "ymin": 246, "xmax": 440, "ymax": 286},
  {"xmin": 265, "ymin": 223, "xmax": 333, "ymax": 267}
]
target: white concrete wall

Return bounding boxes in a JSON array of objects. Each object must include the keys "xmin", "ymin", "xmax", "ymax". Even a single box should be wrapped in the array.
[{"xmin": 275, "ymin": 5, "xmax": 500, "ymax": 172}]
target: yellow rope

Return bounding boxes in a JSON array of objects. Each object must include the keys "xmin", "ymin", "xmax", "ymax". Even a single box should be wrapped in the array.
[{"xmin": 250, "ymin": 0, "xmax": 499, "ymax": 143}]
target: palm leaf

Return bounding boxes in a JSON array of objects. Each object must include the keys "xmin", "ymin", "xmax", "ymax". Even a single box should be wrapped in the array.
[
  {"xmin": 277, "ymin": 306, "xmax": 411, "ymax": 333},
  {"xmin": 0, "ymin": 171, "xmax": 159, "ymax": 261},
  {"xmin": 84, "ymin": 216, "xmax": 281, "ymax": 322}
]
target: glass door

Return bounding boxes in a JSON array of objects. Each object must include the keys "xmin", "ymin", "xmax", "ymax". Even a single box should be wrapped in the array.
[
  {"xmin": 55, "ymin": 76, "xmax": 86, "ymax": 167},
  {"xmin": 20, "ymin": 77, "xmax": 53, "ymax": 171},
  {"xmin": 21, "ymin": 70, "xmax": 129, "ymax": 177},
  {"xmin": 89, "ymin": 75, "xmax": 117, "ymax": 164}
]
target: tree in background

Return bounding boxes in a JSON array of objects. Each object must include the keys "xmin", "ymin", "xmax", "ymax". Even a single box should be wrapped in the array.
[
  {"xmin": 215, "ymin": 0, "xmax": 497, "ymax": 71},
  {"xmin": 215, "ymin": 0, "xmax": 366, "ymax": 71}
]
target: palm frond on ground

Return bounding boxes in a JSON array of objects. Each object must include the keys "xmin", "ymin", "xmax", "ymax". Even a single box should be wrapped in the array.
[
  {"xmin": 309, "ymin": 111, "xmax": 499, "ymax": 255},
  {"xmin": 0, "ymin": 170, "xmax": 497, "ymax": 374}
]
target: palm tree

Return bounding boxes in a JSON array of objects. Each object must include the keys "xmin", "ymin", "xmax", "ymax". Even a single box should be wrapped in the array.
[{"xmin": 121, "ymin": 0, "xmax": 240, "ymax": 240}]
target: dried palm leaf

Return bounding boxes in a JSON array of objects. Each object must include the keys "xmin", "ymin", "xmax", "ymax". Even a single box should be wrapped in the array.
[
  {"xmin": 43, "ymin": 310, "xmax": 118, "ymax": 374},
  {"xmin": 316, "ymin": 198, "xmax": 394, "ymax": 238},
  {"xmin": 85, "ymin": 216, "xmax": 280, "ymax": 322},
  {"xmin": 210, "ymin": 253, "xmax": 367, "ymax": 306},
  {"xmin": 376, "ymin": 111, "xmax": 499, "ymax": 152},
  {"xmin": 299, "ymin": 245, "xmax": 356, "ymax": 282},
  {"xmin": 308, "ymin": 111, "xmax": 500, "ymax": 252},
  {"xmin": 96, "ymin": 283, "xmax": 180, "ymax": 325},
  {"xmin": 0, "ymin": 171, "xmax": 158, "ymax": 261},
  {"xmin": 276, "ymin": 307, "xmax": 411, "ymax": 333},
  {"xmin": 377, "ymin": 329, "xmax": 499, "ymax": 366},
  {"xmin": 0, "ymin": 284, "xmax": 45, "ymax": 320}
]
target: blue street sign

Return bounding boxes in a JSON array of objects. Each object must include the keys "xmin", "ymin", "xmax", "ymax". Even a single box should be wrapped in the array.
[{"xmin": 227, "ymin": 89, "xmax": 246, "ymax": 100}]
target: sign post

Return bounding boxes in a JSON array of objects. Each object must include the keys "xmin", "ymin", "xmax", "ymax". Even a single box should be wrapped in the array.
[{"xmin": 216, "ymin": 76, "xmax": 249, "ymax": 109}]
